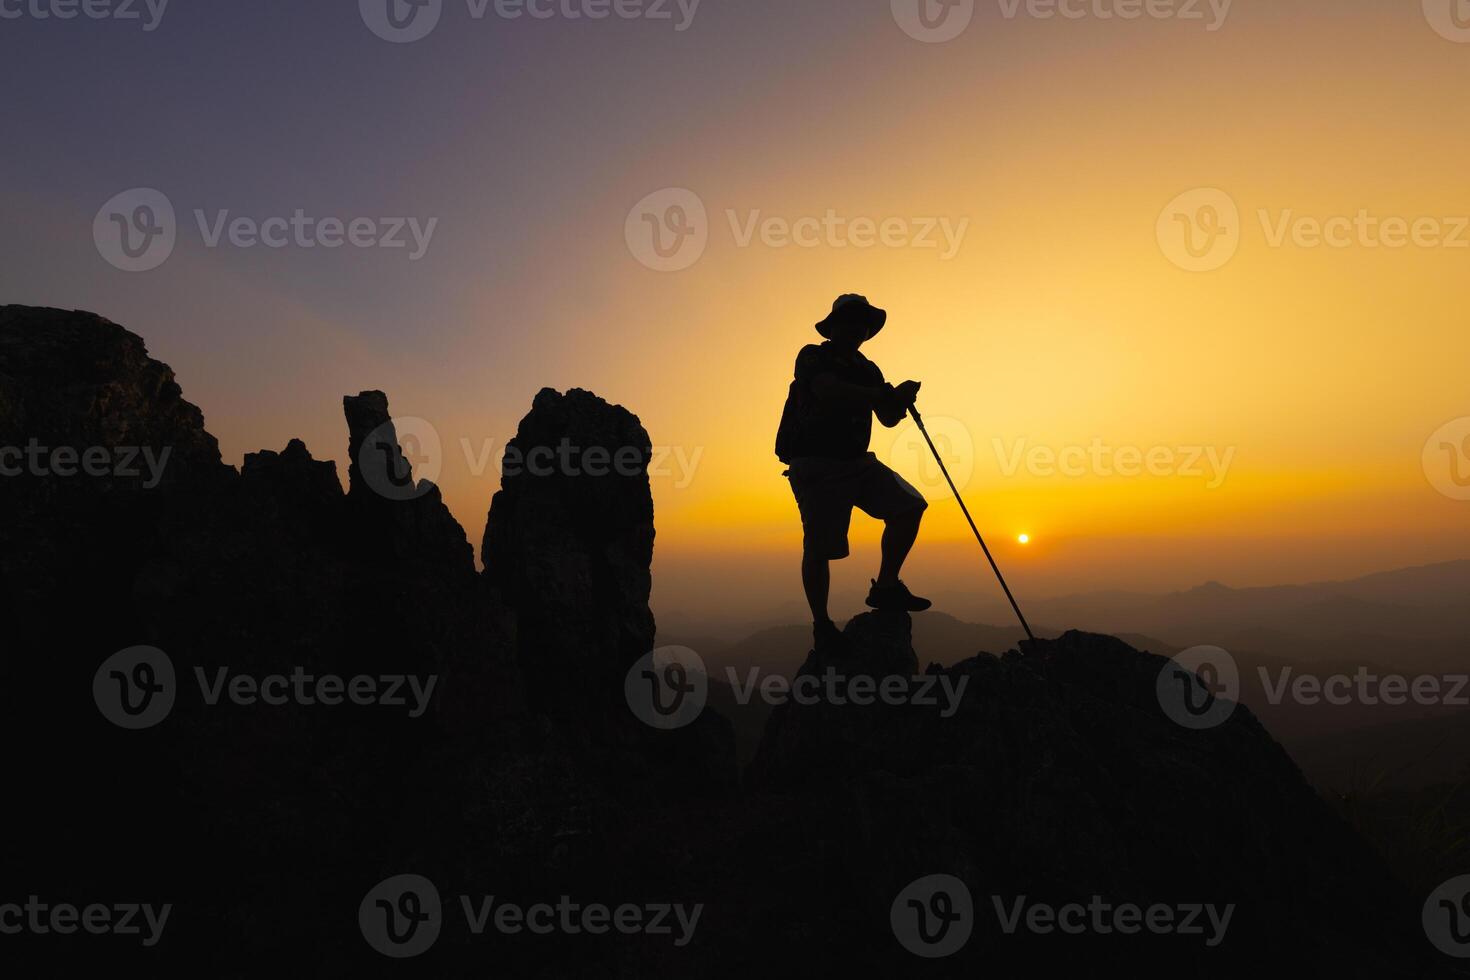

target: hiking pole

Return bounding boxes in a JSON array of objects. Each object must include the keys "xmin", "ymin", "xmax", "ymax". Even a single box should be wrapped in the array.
[{"xmin": 908, "ymin": 405, "xmax": 1036, "ymax": 643}]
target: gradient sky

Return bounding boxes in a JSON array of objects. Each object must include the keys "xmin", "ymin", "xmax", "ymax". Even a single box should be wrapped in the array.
[{"xmin": 4, "ymin": 0, "xmax": 1468, "ymax": 622}]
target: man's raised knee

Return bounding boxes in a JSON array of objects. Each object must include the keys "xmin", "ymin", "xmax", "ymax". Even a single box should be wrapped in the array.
[{"xmin": 891, "ymin": 500, "xmax": 926, "ymax": 524}]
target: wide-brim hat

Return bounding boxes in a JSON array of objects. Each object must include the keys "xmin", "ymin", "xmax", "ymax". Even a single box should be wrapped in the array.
[{"xmin": 816, "ymin": 294, "xmax": 887, "ymax": 340}]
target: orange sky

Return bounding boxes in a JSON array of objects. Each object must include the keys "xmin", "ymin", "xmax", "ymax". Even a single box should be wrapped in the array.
[
  {"xmin": 572, "ymin": 5, "xmax": 1470, "ymax": 615},
  {"xmin": 8, "ymin": 1, "xmax": 1468, "ymax": 621},
  {"xmin": 214, "ymin": 3, "xmax": 1470, "ymax": 616}
]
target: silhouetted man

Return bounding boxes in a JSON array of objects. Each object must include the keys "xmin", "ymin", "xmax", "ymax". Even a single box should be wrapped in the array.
[{"xmin": 776, "ymin": 294, "xmax": 931, "ymax": 651}]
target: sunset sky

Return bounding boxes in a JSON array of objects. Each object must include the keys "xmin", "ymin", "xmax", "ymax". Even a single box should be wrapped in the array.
[{"xmin": 4, "ymin": 0, "xmax": 1468, "ymax": 622}]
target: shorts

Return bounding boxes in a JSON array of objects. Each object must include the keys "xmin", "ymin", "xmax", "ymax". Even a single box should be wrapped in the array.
[{"xmin": 785, "ymin": 452, "xmax": 928, "ymax": 561}]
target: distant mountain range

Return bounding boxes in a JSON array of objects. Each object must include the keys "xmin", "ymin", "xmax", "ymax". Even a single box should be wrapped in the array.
[
  {"xmin": 663, "ymin": 560, "xmax": 1470, "ymax": 673},
  {"xmin": 661, "ymin": 561, "xmax": 1470, "ymax": 789}
]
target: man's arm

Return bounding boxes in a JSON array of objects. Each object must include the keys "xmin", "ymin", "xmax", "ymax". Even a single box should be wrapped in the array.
[
  {"xmin": 875, "ymin": 380, "xmax": 920, "ymax": 427},
  {"xmin": 812, "ymin": 373, "xmax": 920, "ymax": 427},
  {"xmin": 811, "ymin": 371, "xmax": 890, "ymax": 410}
]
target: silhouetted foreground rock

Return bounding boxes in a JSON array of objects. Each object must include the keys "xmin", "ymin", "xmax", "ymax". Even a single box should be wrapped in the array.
[
  {"xmin": 745, "ymin": 614, "xmax": 1428, "ymax": 972},
  {"xmin": 0, "ymin": 307, "xmax": 1446, "ymax": 977}
]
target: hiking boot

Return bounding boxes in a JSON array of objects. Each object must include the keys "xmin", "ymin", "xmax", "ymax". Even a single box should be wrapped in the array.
[
  {"xmin": 813, "ymin": 618, "xmax": 845, "ymax": 654},
  {"xmin": 865, "ymin": 579, "xmax": 932, "ymax": 613}
]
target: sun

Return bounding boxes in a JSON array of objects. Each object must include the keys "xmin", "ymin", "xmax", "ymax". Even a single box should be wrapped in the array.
[{"xmin": 1018, "ymin": 534, "xmax": 1030, "ymax": 545}]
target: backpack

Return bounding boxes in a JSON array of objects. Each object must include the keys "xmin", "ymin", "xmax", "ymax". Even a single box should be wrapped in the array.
[{"xmin": 774, "ymin": 377, "xmax": 804, "ymax": 464}]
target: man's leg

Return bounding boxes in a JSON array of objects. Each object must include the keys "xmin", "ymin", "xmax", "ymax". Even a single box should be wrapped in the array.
[
  {"xmin": 788, "ymin": 459, "xmax": 854, "ymax": 646},
  {"xmin": 876, "ymin": 507, "xmax": 922, "ymax": 587},
  {"xmin": 859, "ymin": 460, "xmax": 932, "ymax": 612},
  {"xmin": 801, "ymin": 552, "xmax": 831, "ymax": 623}
]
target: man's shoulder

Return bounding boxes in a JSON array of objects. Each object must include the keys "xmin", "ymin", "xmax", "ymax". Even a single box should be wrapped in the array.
[{"xmin": 794, "ymin": 342, "xmax": 832, "ymax": 370}]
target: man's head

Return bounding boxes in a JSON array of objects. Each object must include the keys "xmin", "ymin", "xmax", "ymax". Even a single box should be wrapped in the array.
[{"xmin": 816, "ymin": 294, "xmax": 886, "ymax": 349}]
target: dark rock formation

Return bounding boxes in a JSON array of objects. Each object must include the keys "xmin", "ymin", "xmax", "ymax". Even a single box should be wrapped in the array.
[
  {"xmin": 0, "ymin": 307, "xmax": 231, "ymax": 608},
  {"xmin": 480, "ymin": 385, "xmax": 734, "ymax": 802},
  {"xmin": 483, "ymin": 386, "xmax": 656, "ymax": 700},
  {"xmin": 0, "ymin": 306, "xmax": 227, "ymax": 483},
  {"xmin": 240, "ymin": 437, "xmax": 346, "ymax": 543},
  {"xmin": 746, "ymin": 614, "xmax": 1428, "ymax": 973},
  {"xmin": 0, "ymin": 306, "xmax": 1448, "ymax": 978},
  {"xmin": 342, "ymin": 389, "xmax": 475, "ymax": 573}
]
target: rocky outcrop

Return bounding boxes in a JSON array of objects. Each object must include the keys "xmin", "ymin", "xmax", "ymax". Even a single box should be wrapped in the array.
[
  {"xmin": 477, "ymin": 385, "xmax": 734, "ymax": 802},
  {"xmin": 0, "ymin": 307, "xmax": 232, "ymax": 607},
  {"xmin": 482, "ymin": 386, "xmax": 657, "ymax": 702},
  {"xmin": 240, "ymin": 437, "xmax": 346, "ymax": 541},
  {"xmin": 0, "ymin": 306, "xmax": 744, "ymax": 974},
  {"xmin": 0, "ymin": 306, "xmax": 227, "ymax": 483},
  {"xmin": 342, "ymin": 389, "xmax": 474, "ymax": 574},
  {"xmin": 744, "ymin": 614, "xmax": 1426, "ymax": 973}
]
